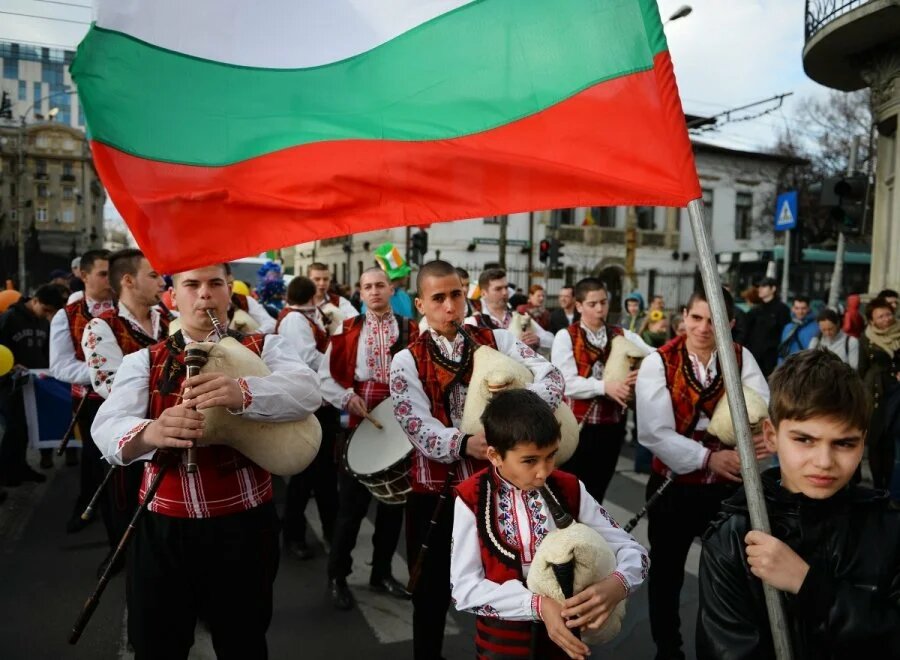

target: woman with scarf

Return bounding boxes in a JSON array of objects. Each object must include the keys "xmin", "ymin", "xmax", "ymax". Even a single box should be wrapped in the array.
[
  {"xmin": 809, "ymin": 308, "xmax": 859, "ymax": 368},
  {"xmin": 859, "ymin": 297, "xmax": 900, "ymax": 500}
]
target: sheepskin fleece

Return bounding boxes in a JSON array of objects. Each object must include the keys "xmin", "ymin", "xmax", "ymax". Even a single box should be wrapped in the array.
[
  {"xmin": 525, "ymin": 523, "xmax": 625, "ymax": 644},
  {"xmin": 706, "ymin": 386, "xmax": 769, "ymax": 446},
  {"xmin": 603, "ymin": 335, "xmax": 649, "ymax": 383}
]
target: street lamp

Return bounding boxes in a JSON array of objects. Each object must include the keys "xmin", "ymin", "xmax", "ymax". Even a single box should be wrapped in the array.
[
  {"xmin": 15, "ymin": 89, "xmax": 73, "ymax": 293},
  {"xmin": 665, "ymin": 5, "xmax": 693, "ymax": 24}
]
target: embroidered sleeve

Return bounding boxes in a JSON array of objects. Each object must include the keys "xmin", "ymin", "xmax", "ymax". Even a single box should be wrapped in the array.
[
  {"xmin": 81, "ymin": 318, "xmax": 124, "ymax": 399},
  {"xmin": 117, "ymin": 420, "xmax": 151, "ymax": 451},
  {"xmin": 495, "ymin": 330, "xmax": 564, "ymax": 409},
  {"xmin": 390, "ymin": 349, "xmax": 464, "ymax": 463},
  {"xmin": 450, "ymin": 499, "xmax": 541, "ymax": 621},
  {"xmin": 226, "ymin": 377, "xmax": 253, "ymax": 414},
  {"xmin": 550, "ymin": 329, "xmax": 605, "ymax": 399}
]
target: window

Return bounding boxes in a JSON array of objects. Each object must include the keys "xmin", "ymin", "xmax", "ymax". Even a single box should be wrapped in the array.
[
  {"xmin": 550, "ymin": 208, "xmax": 575, "ymax": 226},
  {"xmin": 62, "ymin": 186, "xmax": 74, "ymax": 200},
  {"xmin": 636, "ymin": 206, "xmax": 655, "ymax": 230},
  {"xmin": 32, "ymin": 82, "xmax": 41, "ymax": 115},
  {"xmin": 588, "ymin": 207, "xmax": 617, "ymax": 228},
  {"xmin": 63, "ymin": 162, "xmax": 73, "ymax": 177},
  {"xmin": 35, "ymin": 207, "xmax": 47, "ymax": 222},
  {"xmin": 735, "ymin": 192, "xmax": 753, "ymax": 240},
  {"xmin": 36, "ymin": 183, "xmax": 49, "ymax": 198},
  {"xmin": 483, "ymin": 215, "xmax": 503, "ymax": 225},
  {"xmin": 35, "ymin": 160, "xmax": 47, "ymax": 177},
  {"xmin": 2, "ymin": 58, "xmax": 17, "ymax": 80},
  {"xmin": 62, "ymin": 208, "xmax": 75, "ymax": 224},
  {"xmin": 18, "ymin": 80, "xmax": 26, "ymax": 101}
]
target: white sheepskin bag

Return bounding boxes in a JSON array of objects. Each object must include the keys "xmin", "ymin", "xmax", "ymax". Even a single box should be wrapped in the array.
[{"xmin": 706, "ymin": 386, "xmax": 769, "ymax": 446}]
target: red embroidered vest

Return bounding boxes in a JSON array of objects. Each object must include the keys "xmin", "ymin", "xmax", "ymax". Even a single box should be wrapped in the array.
[
  {"xmin": 566, "ymin": 324, "xmax": 624, "ymax": 424},
  {"xmin": 143, "ymin": 332, "xmax": 272, "ymax": 518},
  {"xmin": 96, "ymin": 306, "xmax": 170, "ymax": 357},
  {"xmin": 455, "ymin": 468, "xmax": 579, "ymax": 660},
  {"xmin": 65, "ymin": 299, "xmax": 103, "ymax": 399},
  {"xmin": 275, "ymin": 307, "xmax": 329, "ymax": 352},
  {"xmin": 655, "ymin": 335, "xmax": 744, "ymax": 485},
  {"xmin": 406, "ymin": 327, "xmax": 497, "ymax": 491}
]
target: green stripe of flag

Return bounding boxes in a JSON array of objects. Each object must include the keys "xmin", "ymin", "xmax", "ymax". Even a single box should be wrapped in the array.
[{"xmin": 73, "ymin": 0, "xmax": 667, "ymax": 167}]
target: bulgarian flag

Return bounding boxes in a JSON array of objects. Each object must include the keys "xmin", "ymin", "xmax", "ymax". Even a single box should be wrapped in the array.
[{"xmin": 72, "ymin": 0, "xmax": 700, "ymax": 272}]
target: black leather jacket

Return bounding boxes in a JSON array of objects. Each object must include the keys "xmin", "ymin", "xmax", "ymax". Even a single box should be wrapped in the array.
[{"xmin": 696, "ymin": 468, "xmax": 900, "ymax": 659}]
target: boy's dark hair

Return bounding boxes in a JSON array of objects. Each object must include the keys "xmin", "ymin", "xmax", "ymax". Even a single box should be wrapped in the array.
[
  {"xmin": 455, "ymin": 267, "xmax": 470, "ymax": 281},
  {"xmin": 816, "ymin": 308, "xmax": 840, "ymax": 325},
  {"xmin": 108, "ymin": 248, "xmax": 145, "ymax": 297},
  {"xmin": 286, "ymin": 276, "xmax": 316, "ymax": 306},
  {"xmin": 307, "ymin": 262, "xmax": 329, "ymax": 274},
  {"xmin": 769, "ymin": 350, "xmax": 868, "ymax": 432},
  {"xmin": 478, "ymin": 268, "xmax": 506, "ymax": 290},
  {"xmin": 416, "ymin": 260, "xmax": 459, "ymax": 296},
  {"xmin": 685, "ymin": 287, "xmax": 735, "ymax": 321},
  {"xmin": 33, "ymin": 283, "xmax": 68, "ymax": 311},
  {"xmin": 792, "ymin": 295, "xmax": 810, "ymax": 305},
  {"xmin": 80, "ymin": 249, "xmax": 111, "ymax": 274},
  {"xmin": 573, "ymin": 277, "xmax": 607, "ymax": 303},
  {"xmin": 223, "ymin": 262, "xmax": 232, "ymax": 276},
  {"xmin": 480, "ymin": 389, "xmax": 560, "ymax": 457},
  {"xmin": 866, "ymin": 297, "xmax": 895, "ymax": 322},
  {"xmin": 877, "ymin": 288, "xmax": 898, "ymax": 299}
]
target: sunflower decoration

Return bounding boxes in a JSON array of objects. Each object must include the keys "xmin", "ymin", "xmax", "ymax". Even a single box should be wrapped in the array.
[{"xmin": 649, "ymin": 309, "xmax": 666, "ymax": 323}]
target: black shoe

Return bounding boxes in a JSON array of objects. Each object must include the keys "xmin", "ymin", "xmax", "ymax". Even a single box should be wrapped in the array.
[
  {"xmin": 40, "ymin": 451, "xmax": 53, "ymax": 469},
  {"xmin": 287, "ymin": 540, "xmax": 314, "ymax": 560},
  {"xmin": 329, "ymin": 578, "xmax": 355, "ymax": 611},
  {"xmin": 65, "ymin": 448, "xmax": 79, "ymax": 467},
  {"xmin": 18, "ymin": 466, "xmax": 47, "ymax": 484},
  {"xmin": 66, "ymin": 514, "xmax": 92, "ymax": 534},
  {"xmin": 97, "ymin": 551, "xmax": 125, "ymax": 579},
  {"xmin": 369, "ymin": 575, "xmax": 412, "ymax": 600}
]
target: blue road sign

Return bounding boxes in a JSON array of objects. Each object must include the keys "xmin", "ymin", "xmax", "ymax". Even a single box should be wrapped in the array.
[{"xmin": 774, "ymin": 191, "xmax": 798, "ymax": 231}]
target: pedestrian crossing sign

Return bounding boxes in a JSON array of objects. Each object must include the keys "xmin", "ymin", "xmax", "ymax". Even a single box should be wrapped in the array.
[{"xmin": 774, "ymin": 191, "xmax": 797, "ymax": 231}]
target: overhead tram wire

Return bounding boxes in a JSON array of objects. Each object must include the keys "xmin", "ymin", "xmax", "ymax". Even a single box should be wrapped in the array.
[
  {"xmin": 0, "ymin": 36, "xmax": 80, "ymax": 49},
  {"xmin": 32, "ymin": 0, "xmax": 91, "ymax": 8}
]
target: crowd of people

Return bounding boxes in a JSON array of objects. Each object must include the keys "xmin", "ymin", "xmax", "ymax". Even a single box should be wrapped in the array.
[{"xmin": 0, "ymin": 247, "xmax": 898, "ymax": 659}]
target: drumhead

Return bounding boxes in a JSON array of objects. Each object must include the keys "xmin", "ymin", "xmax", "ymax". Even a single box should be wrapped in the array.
[{"xmin": 346, "ymin": 398, "xmax": 412, "ymax": 475}]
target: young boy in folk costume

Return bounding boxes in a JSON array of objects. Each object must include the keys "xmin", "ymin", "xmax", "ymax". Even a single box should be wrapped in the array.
[
  {"xmin": 472, "ymin": 267, "xmax": 553, "ymax": 351},
  {"xmin": 91, "ymin": 264, "xmax": 320, "ymax": 659},
  {"xmin": 319, "ymin": 267, "xmax": 419, "ymax": 609},
  {"xmin": 698, "ymin": 350, "xmax": 900, "ymax": 658},
  {"xmin": 451, "ymin": 389, "xmax": 648, "ymax": 660},
  {"xmin": 277, "ymin": 275, "xmax": 339, "ymax": 561},
  {"xmin": 551, "ymin": 277, "xmax": 653, "ymax": 504},
  {"xmin": 81, "ymin": 249, "xmax": 173, "ymax": 576},
  {"xmin": 307, "ymin": 261, "xmax": 361, "ymax": 320},
  {"xmin": 636, "ymin": 288, "xmax": 769, "ymax": 660},
  {"xmin": 49, "ymin": 249, "xmax": 115, "ymax": 534},
  {"xmin": 390, "ymin": 260, "xmax": 565, "ymax": 660}
]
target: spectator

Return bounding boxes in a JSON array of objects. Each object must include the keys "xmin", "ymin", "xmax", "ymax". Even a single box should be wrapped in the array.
[
  {"xmin": 858, "ymin": 297, "xmax": 900, "ymax": 493},
  {"xmin": 68, "ymin": 256, "xmax": 85, "ymax": 293},
  {"xmin": 877, "ymin": 289, "xmax": 899, "ymax": 316},
  {"xmin": 649, "ymin": 294, "xmax": 665, "ymax": 313},
  {"xmin": 0, "ymin": 284, "xmax": 68, "ymax": 486},
  {"xmin": 777, "ymin": 295, "xmax": 817, "ymax": 364},
  {"xmin": 843, "ymin": 293, "xmax": 865, "ymax": 338},
  {"xmin": 455, "ymin": 267, "xmax": 480, "ymax": 316},
  {"xmin": 744, "ymin": 276, "xmax": 791, "ymax": 377},
  {"xmin": 548, "ymin": 284, "xmax": 580, "ymax": 333},
  {"xmin": 48, "ymin": 269, "xmax": 70, "ymax": 288},
  {"xmin": 809, "ymin": 308, "xmax": 859, "ymax": 368},
  {"xmin": 670, "ymin": 312, "xmax": 686, "ymax": 338},
  {"xmin": 640, "ymin": 310, "xmax": 670, "ymax": 348},
  {"xmin": 515, "ymin": 284, "xmax": 551, "ymax": 330},
  {"xmin": 622, "ymin": 291, "xmax": 646, "ymax": 332}
]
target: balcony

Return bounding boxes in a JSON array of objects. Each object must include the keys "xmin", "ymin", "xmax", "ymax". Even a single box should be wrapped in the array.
[
  {"xmin": 556, "ymin": 225, "xmax": 677, "ymax": 249},
  {"xmin": 803, "ymin": 0, "xmax": 900, "ymax": 91}
]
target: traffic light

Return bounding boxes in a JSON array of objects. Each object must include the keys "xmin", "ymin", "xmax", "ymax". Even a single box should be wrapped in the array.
[
  {"xmin": 538, "ymin": 239, "xmax": 550, "ymax": 263},
  {"xmin": 812, "ymin": 174, "xmax": 868, "ymax": 235},
  {"xmin": 411, "ymin": 230, "xmax": 429, "ymax": 265},
  {"xmin": 549, "ymin": 238, "xmax": 564, "ymax": 268}
]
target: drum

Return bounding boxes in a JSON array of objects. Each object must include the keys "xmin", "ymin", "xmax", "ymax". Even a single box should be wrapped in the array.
[{"xmin": 343, "ymin": 398, "xmax": 413, "ymax": 505}]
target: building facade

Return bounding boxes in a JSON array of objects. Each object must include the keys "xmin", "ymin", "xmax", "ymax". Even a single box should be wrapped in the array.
[
  {"xmin": 288, "ymin": 141, "xmax": 803, "ymax": 312},
  {"xmin": 0, "ymin": 42, "xmax": 83, "ymax": 129},
  {"xmin": 0, "ymin": 122, "xmax": 106, "ymax": 288}
]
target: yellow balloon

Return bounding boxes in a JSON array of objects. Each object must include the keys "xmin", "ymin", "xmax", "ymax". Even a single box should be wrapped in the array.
[
  {"xmin": 0, "ymin": 345, "xmax": 13, "ymax": 377},
  {"xmin": 231, "ymin": 281, "xmax": 250, "ymax": 297}
]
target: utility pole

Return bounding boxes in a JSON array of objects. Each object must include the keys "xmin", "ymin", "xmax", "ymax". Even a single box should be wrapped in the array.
[
  {"xmin": 624, "ymin": 206, "xmax": 638, "ymax": 290},
  {"xmin": 828, "ymin": 136, "xmax": 859, "ymax": 309},
  {"xmin": 498, "ymin": 215, "xmax": 508, "ymax": 268},
  {"xmin": 16, "ymin": 117, "xmax": 26, "ymax": 293},
  {"xmin": 526, "ymin": 212, "xmax": 534, "ymax": 288},
  {"xmin": 780, "ymin": 229, "xmax": 790, "ymax": 303}
]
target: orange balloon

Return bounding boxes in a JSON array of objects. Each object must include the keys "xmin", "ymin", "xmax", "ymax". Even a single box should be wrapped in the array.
[{"xmin": 0, "ymin": 290, "xmax": 21, "ymax": 313}]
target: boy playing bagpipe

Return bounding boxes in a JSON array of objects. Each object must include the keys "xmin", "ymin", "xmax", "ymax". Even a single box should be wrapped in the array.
[{"xmin": 451, "ymin": 389, "xmax": 648, "ymax": 659}]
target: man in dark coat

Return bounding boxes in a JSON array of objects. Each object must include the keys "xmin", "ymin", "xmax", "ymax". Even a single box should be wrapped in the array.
[{"xmin": 743, "ymin": 277, "xmax": 791, "ymax": 377}]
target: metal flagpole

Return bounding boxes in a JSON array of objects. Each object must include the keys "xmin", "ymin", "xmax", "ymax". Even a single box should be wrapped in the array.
[{"xmin": 686, "ymin": 198, "xmax": 793, "ymax": 660}]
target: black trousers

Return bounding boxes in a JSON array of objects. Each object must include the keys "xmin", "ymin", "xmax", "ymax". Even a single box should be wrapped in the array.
[
  {"xmin": 646, "ymin": 473, "xmax": 736, "ymax": 660},
  {"xmin": 106, "ymin": 461, "xmax": 145, "ymax": 541},
  {"xmin": 283, "ymin": 406, "xmax": 340, "ymax": 544},
  {"xmin": 72, "ymin": 398, "xmax": 115, "ymax": 541},
  {"xmin": 128, "ymin": 501, "xmax": 280, "ymax": 660},
  {"xmin": 406, "ymin": 491, "xmax": 454, "ymax": 660},
  {"xmin": 564, "ymin": 419, "xmax": 625, "ymax": 504},
  {"xmin": 327, "ymin": 468, "xmax": 404, "ymax": 581}
]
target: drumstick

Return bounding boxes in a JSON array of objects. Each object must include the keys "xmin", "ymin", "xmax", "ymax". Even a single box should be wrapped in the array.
[{"xmin": 363, "ymin": 413, "xmax": 383, "ymax": 430}]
